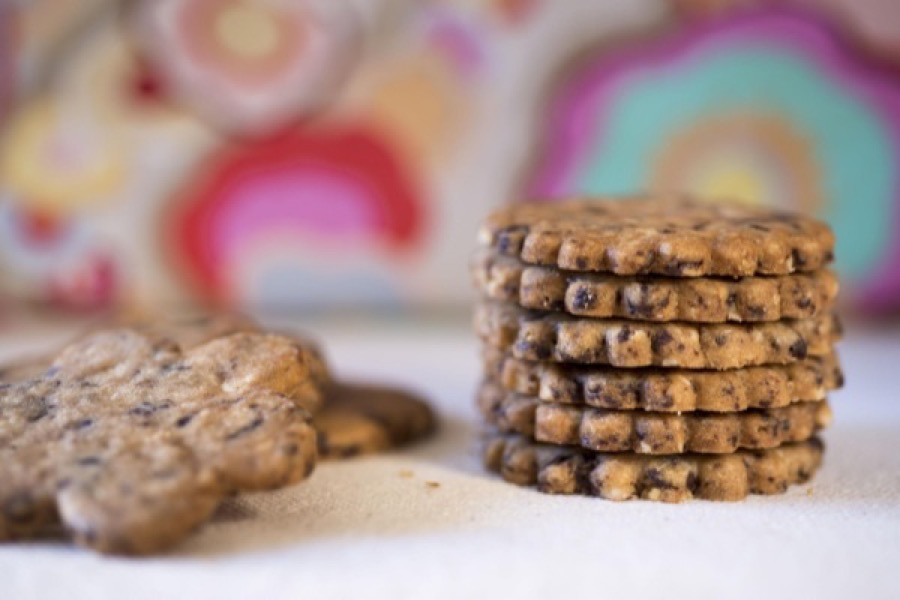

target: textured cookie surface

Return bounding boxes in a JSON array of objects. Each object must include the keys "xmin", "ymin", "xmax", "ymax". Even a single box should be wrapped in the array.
[
  {"xmin": 479, "ymin": 198, "xmax": 835, "ymax": 277},
  {"xmin": 483, "ymin": 347, "xmax": 843, "ymax": 412},
  {"xmin": 315, "ymin": 383, "xmax": 437, "ymax": 459},
  {"xmin": 475, "ymin": 302, "xmax": 839, "ymax": 369},
  {"xmin": 0, "ymin": 329, "xmax": 318, "ymax": 555},
  {"xmin": 472, "ymin": 250, "xmax": 839, "ymax": 322},
  {"xmin": 483, "ymin": 433, "xmax": 823, "ymax": 502},
  {"xmin": 478, "ymin": 380, "xmax": 831, "ymax": 454},
  {"xmin": 0, "ymin": 313, "xmax": 331, "ymax": 414}
]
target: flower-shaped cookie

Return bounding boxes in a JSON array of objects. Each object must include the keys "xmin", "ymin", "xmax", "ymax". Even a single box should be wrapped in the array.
[{"xmin": 0, "ymin": 328, "xmax": 319, "ymax": 554}]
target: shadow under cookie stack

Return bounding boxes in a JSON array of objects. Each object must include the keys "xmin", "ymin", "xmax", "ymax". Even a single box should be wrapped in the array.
[{"xmin": 472, "ymin": 197, "xmax": 844, "ymax": 502}]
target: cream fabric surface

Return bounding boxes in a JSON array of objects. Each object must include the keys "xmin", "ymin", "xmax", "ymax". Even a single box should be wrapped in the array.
[{"xmin": 1, "ymin": 317, "xmax": 898, "ymax": 599}]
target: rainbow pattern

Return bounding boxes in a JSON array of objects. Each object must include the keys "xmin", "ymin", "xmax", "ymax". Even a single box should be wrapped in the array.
[
  {"xmin": 531, "ymin": 10, "xmax": 900, "ymax": 309},
  {"xmin": 166, "ymin": 126, "xmax": 425, "ymax": 307}
]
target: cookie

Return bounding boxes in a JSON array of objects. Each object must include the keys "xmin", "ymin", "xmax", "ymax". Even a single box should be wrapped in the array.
[
  {"xmin": 475, "ymin": 302, "xmax": 840, "ymax": 369},
  {"xmin": 127, "ymin": 313, "xmax": 330, "ymax": 414},
  {"xmin": 483, "ymin": 433, "xmax": 824, "ymax": 502},
  {"xmin": 0, "ymin": 313, "xmax": 331, "ymax": 414},
  {"xmin": 477, "ymin": 380, "xmax": 831, "ymax": 454},
  {"xmin": 471, "ymin": 250, "xmax": 839, "ymax": 322},
  {"xmin": 314, "ymin": 383, "xmax": 437, "ymax": 459},
  {"xmin": 479, "ymin": 197, "xmax": 835, "ymax": 277},
  {"xmin": 482, "ymin": 347, "xmax": 843, "ymax": 412},
  {"xmin": 0, "ymin": 328, "xmax": 318, "ymax": 555}
]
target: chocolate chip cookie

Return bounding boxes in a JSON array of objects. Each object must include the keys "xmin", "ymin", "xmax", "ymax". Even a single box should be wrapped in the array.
[
  {"xmin": 479, "ymin": 197, "xmax": 835, "ymax": 277},
  {"xmin": 484, "ymin": 432, "xmax": 824, "ymax": 502},
  {"xmin": 478, "ymin": 380, "xmax": 831, "ymax": 454},
  {"xmin": 472, "ymin": 250, "xmax": 839, "ymax": 322},
  {"xmin": 482, "ymin": 347, "xmax": 843, "ymax": 411},
  {"xmin": 475, "ymin": 302, "xmax": 840, "ymax": 369}
]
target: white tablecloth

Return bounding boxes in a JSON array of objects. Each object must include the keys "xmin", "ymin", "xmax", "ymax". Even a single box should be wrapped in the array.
[{"xmin": 1, "ymin": 315, "xmax": 898, "ymax": 599}]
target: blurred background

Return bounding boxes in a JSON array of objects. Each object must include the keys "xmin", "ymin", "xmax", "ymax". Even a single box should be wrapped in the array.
[{"xmin": 1, "ymin": 0, "xmax": 899, "ymax": 319}]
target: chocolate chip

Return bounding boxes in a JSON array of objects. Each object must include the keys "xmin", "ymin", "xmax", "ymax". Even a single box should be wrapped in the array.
[
  {"xmin": 128, "ymin": 400, "xmax": 172, "ymax": 417},
  {"xmin": 791, "ymin": 248, "xmax": 807, "ymax": 268},
  {"xmin": 796, "ymin": 297, "xmax": 813, "ymax": 310},
  {"xmin": 160, "ymin": 362, "xmax": 189, "ymax": 374},
  {"xmin": 747, "ymin": 305, "xmax": 767, "ymax": 319},
  {"xmin": 788, "ymin": 339, "xmax": 808, "ymax": 359},
  {"xmin": 226, "ymin": 416, "xmax": 264, "ymax": 440},
  {"xmin": 654, "ymin": 394, "xmax": 674, "ymax": 410},
  {"xmin": 24, "ymin": 396, "xmax": 50, "ymax": 423},
  {"xmin": 617, "ymin": 327, "xmax": 634, "ymax": 343},
  {"xmin": 686, "ymin": 472, "xmax": 700, "ymax": 494},
  {"xmin": 644, "ymin": 467, "xmax": 677, "ymax": 490},
  {"xmin": 175, "ymin": 414, "xmax": 194, "ymax": 427},
  {"xmin": 496, "ymin": 226, "xmax": 526, "ymax": 253},
  {"xmin": 833, "ymin": 368, "xmax": 845, "ymax": 387},
  {"xmin": 651, "ymin": 330, "xmax": 674, "ymax": 352},
  {"xmin": 575, "ymin": 257, "xmax": 588, "ymax": 270},
  {"xmin": 714, "ymin": 334, "xmax": 728, "ymax": 346},
  {"xmin": 518, "ymin": 341, "xmax": 551, "ymax": 360},
  {"xmin": 571, "ymin": 287, "xmax": 597, "ymax": 311},
  {"xmin": 77, "ymin": 456, "xmax": 102, "ymax": 466}
]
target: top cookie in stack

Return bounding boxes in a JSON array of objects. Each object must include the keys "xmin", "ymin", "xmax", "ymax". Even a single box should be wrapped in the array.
[{"xmin": 472, "ymin": 197, "xmax": 844, "ymax": 502}]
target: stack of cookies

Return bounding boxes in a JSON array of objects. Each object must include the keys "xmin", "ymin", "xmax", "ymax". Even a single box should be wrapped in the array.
[{"xmin": 472, "ymin": 198, "xmax": 843, "ymax": 502}]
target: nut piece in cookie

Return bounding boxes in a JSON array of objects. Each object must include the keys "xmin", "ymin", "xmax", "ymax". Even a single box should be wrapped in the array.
[{"xmin": 0, "ymin": 329, "xmax": 318, "ymax": 555}]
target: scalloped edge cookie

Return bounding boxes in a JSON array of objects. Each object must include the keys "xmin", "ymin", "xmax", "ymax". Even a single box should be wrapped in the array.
[
  {"xmin": 483, "ymin": 432, "xmax": 824, "ymax": 502},
  {"xmin": 475, "ymin": 302, "xmax": 840, "ymax": 369},
  {"xmin": 477, "ymin": 380, "xmax": 831, "ymax": 454},
  {"xmin": 482, "ymin": 347, "xmax": 843, "ymax": 411},
  {"xmin": 478, "ymin": 198, "xmax": 835, "ymax": 277},
  {"xmin": 471, "ymin": 250, "xmax": 839, "ymax": 322}
]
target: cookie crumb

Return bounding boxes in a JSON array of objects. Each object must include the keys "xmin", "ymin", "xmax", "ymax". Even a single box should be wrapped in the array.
[
  {"xmin": 806, "ymin": 487, "xmax": 814, "ymax": 497},
  {"xmin": 399, "ymin": 469, "xmax": 415, "ymax": 479},
  {"xmin": 425, "ymin": 481, "xmax": 440, "ymax": 489}
]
